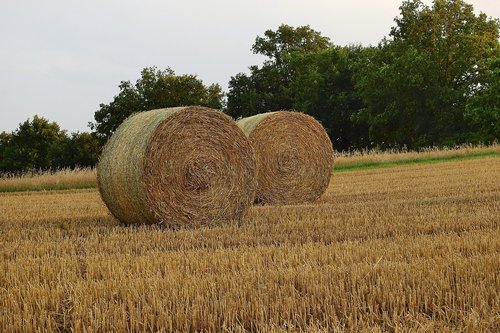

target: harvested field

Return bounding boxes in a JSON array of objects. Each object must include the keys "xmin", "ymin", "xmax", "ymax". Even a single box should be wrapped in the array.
[{"xmin": 0, "ymin": 157, "xmax": 499, "ymax": 332}]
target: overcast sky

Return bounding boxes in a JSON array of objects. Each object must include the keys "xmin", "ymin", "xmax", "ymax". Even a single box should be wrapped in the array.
[{"xmin": 1, "ymin": 0, "xmax": 498, "ymax": 133}]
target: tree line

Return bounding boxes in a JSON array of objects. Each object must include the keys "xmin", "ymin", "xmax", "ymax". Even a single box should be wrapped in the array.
[
  {"xmin": 1, "ymin": 0, "xmax": 498, "ymax": 173},
  {"xmin": 0, "ymin": 116, "xmax": 100, "ymax": 173}
]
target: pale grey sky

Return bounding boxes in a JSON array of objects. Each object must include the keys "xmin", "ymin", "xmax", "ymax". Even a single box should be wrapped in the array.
[{"xmin": 1, "ymin": 0, "xmax": 498, "ymax": 133}]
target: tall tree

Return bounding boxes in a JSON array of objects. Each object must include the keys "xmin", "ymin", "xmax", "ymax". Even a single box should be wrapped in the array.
[
  {"xmin": 1, "ymin": 116, "xmax": 67, "ymax": 172},
  {"xmin": 226, "ymin": 25, "xmax": 332, "ymax": 119},
  {"xmin": 354, "ymin": 0, "xmax": 499, "ymax": 148},
  {"xmin": 91, "ymin": 67, "xmax": 223, "ymax": 142},
  {"xmin": 0, "ymin": 117, "xmax": 100, "ymax": 173},
  {"xmin": 465, "ymin": 56, "xmax": 500, "ymax": 140},
  {"xmin": 226, "ymin": 25, "xmax": 369, "ymax": 150},
  {"xmin": 252, "ymin": 24, "xmax": 331, "ymax": 63},
  {"xmin": 48, "ymin": 132, "xmax": 101, "ymax": 169},
  {"xmin": 0, "ymin": 131, "xmax": 13, "ymax": 169},
  {"xmin": 289, "ymin": 46, "xmax": 369, "ymax": 150}
]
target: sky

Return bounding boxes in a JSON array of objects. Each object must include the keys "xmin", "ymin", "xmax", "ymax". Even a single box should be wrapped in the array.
[{"xmin": 1, "ymin": 0, "xmax": 499, "ymax": 133}]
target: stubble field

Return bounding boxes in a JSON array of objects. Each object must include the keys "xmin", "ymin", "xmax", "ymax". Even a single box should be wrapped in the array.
[{"xmin": 0, "ymin": 157, "xmax": 499, "ymax": 332}]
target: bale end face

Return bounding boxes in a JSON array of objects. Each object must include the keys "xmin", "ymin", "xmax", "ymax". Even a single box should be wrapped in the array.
[
  {"xmin": 98, "ymin": 106, "xmax": 256, "ymax": 227},
  {"xmin": 238, "ymin": 111, "xmax": 334, "ymax": 205}
]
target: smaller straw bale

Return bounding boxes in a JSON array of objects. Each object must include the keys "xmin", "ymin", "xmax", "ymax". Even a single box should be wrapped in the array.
[{"xmin": 237, "ymin": 111, "xmax": 334, "ymax": 205}]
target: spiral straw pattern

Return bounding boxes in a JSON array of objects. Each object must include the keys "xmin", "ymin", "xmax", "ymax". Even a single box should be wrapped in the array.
[
  {"xmin": 237, "ymin": 111, "xmax": 333, "ymax": 205},
  {"xmin": 97, "ymin": 106, "xmax": 256, "ymax": 228}
]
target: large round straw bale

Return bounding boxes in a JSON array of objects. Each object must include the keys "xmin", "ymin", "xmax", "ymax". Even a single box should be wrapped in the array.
[
  {"xmin": 237, "ymin": 111, "xmax": 333, "ymax": 205},
  {"xmin": 97, "ymin": 106, "xmax": 256, "ymax": 228}
]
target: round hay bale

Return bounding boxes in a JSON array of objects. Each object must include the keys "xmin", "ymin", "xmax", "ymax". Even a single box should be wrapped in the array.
[
  {"xmin": 237, "ymin": 111, "xmax": 333, "ymax": 205},
  {"xmin": 97, "ymin": 106, "xmax": 256, "ymax": 228}
]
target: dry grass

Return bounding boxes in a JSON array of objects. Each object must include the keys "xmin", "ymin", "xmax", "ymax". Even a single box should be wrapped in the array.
[
  {"xmin": 0, "ymin": 167, "xmax": 96, "ymax": 192},
  {"xmin": 334, "ymin": 142, "xmax": 500, "ymax": 167},
  {"xmin": 1, "ymin": 156, "xmax": 499, "ymax": 332}
]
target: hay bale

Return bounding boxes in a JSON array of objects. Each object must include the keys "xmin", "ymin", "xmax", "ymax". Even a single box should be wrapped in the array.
[
  {"xmin": 97, "ymin": 106, "xmax": 256, "ymax": 228},
  {"xmin": 237, "ymin": 111, "xmax": 333, "ymax": 204}
]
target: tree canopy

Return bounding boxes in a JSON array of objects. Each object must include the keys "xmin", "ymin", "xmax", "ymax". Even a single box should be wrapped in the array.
[
  {"xmin": 465, "ymin": 56, "xmax": 500, "ymax": 139},
  {"xmin": 0, "ymin": 116, "xmax": 100, "ymax": 173},
  {"xmin": 354, "ymin": 0, "xmax": 499, "ymax": 147},
  {"xmin": 91, "ymin": 67, "xmax": 223, "ymax": 142},
  {"xmin": 226, "ymin": 1, "xmax": 499, "ymax": 150},
  {"xmin": 226, "ymin": 25, "xmax": 332, "ymax": 119},
  {"xmin": 252, "ymin": 24, "xmax": 332, "ymax": 67},
  {"xmin": 225, "ymin": 26, "xmax": 373, "ymax": 150}
]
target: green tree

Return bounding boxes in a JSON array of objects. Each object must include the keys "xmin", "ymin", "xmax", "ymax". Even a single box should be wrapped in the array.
[
  {"xmin": 253, "ymin": 24, "xmax": 332, "ymax": 73},
  {"xmin": 253, "ymin": 24, "xmax": 331, "ymax": 59},
  {"xmin": 289, "ymin": 46, "xmax": 369, "ymax": 150},
  {"xmin": 0, "ymin": 131, "xmax": 13, "ymax": 169},
  {"xmin": 91, "ymin": 67, "xmax": 223, "ymax": 142},
  {"xmin": 70, "ymin": 132, "xmax": 101, "ymax": 167},
  {"xmin": 227, "ymin": 25, "xmax": 369, "ymax": 150},
  {"xmin": 48, "ymin": 132, "xmax": 100, "ymax": 169},
  {"xmin": 354, "ymin": 44, "xmax": 438, "ymax": 147},
  {"xmin": 354, "ymin": 0, "xmax": 499, "ymax": 148},
  {"xmin": 465, "ymin": 56, "xmax": 500, "ymax": 140},
  {"xmin": 226, "ymin": 25, "xmax": 332, "ymax": 118},
  {"xmin": 1, "ymin": 116, "xmax": 67, "ymax": 172},
  {"xmin": 226, "ymin": 64, "xmax": 292, "ymax": 118}
]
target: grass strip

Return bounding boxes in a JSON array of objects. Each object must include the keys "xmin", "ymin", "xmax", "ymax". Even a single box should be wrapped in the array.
[
  {"xmin": 334, "ymin": 151, "xmax": 499, "ymax": 172},
  {"xmin": 0, "ymin": 151, "xmax": 498, "ymax": 192},
  {"xmin": 0, "ymin": 183, "xmax": 97, "ymax": 193}
]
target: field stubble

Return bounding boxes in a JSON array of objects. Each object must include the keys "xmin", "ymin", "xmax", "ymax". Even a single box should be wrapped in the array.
[{"xmin": 0, "ymin": 157, "xmax": 499, "ymax": 332}]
